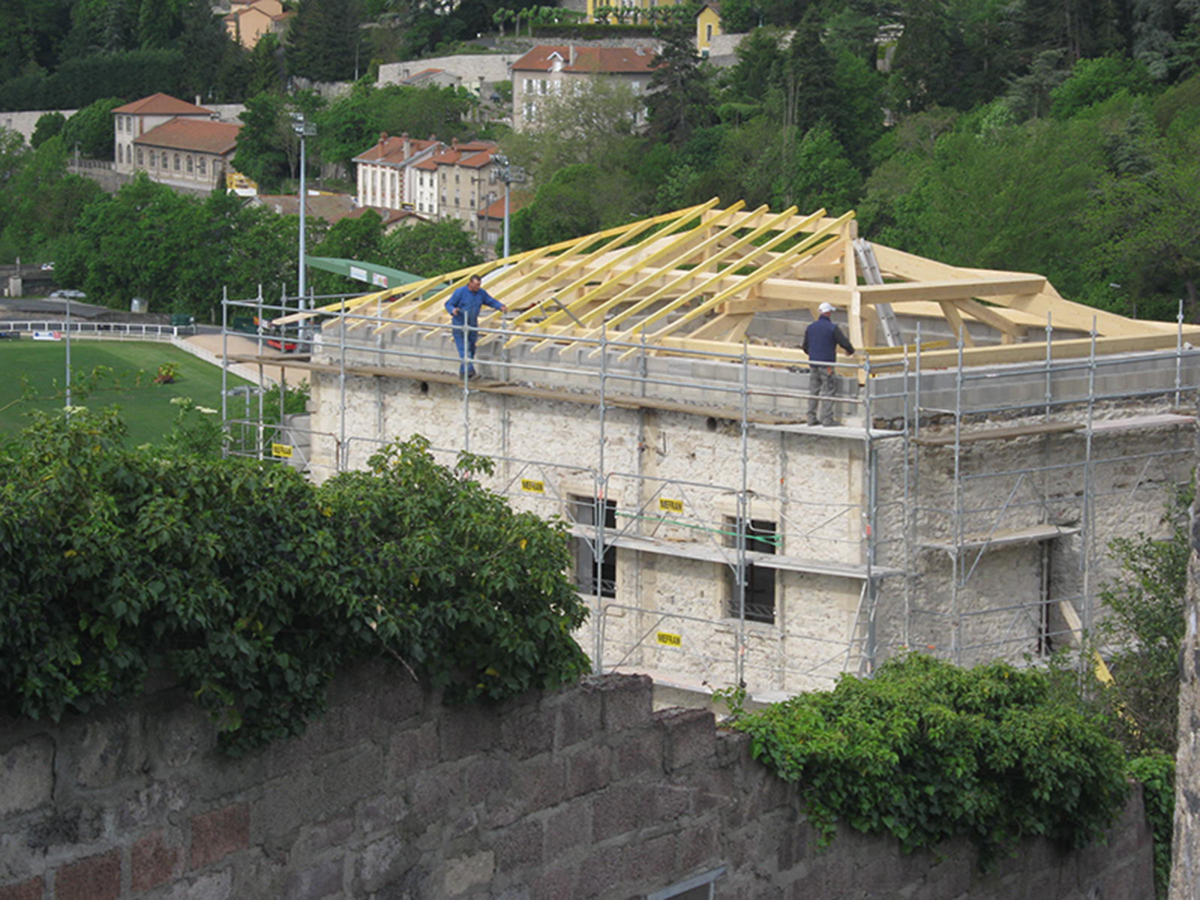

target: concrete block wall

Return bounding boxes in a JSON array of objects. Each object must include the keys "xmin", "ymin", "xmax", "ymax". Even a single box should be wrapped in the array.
[
  {"xmin": 1171, "ymin": 471, "xmax": 1200, "ymax": 899},
  {"xmin": 0, "ymin": 664, "xmax": 1156, "ymax": 899}
]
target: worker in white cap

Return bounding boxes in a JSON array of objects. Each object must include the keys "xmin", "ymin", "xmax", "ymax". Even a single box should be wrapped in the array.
[{"xmin": 801, "ymin": 302, "xmax": 855, "ymax": 426}]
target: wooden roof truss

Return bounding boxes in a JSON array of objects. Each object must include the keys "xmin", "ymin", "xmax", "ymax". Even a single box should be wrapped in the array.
[{"xmin": 280, "ymin": 201, "xmax": 1192, "ymax": 368}]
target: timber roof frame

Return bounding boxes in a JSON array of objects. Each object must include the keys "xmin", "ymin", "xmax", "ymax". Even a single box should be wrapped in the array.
[{"xmin": 277, "ymin": 201, "xmax": 1197, "ymax": 368}]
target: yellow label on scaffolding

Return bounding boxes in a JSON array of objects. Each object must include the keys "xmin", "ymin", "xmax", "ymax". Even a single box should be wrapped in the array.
[
  {"xmin": 659, "ymin": 497, "xmax": 684, "ymax": 513},
  {"xmin": 271, "ymin": 443, "xmax": 293, "ymax": 459},
  {"xmin": 521, "ymin": 479, "xmax": 545, "ymax": 494},
  {"xmin": 656, "ymin": 631, "xmax": 682, "ymax": 647}
]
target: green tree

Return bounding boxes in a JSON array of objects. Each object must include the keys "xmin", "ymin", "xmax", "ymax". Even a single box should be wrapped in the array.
[
  {"xmin": 379, "ymin": 219, "xmax": 483, "ymax": 277},
  {"xmin": 31, "ymin": 111, "xmax": 66, "ymax": 148},
  {"xmin": 1093, "ymin": 486, "xmax": 1192, "ymax": 757},
  {"xmin": 647, "ymin": 31, "xmax": 715, "ymax": 148},
  {"xmin": 510, "ymin": 163, "xmax": 635, "ymax": 251},
  {"xmin": 0, "ymin": 410, "xmax": 589, "ymax": 754},
  {"xmin": 233, "ymin": 93, "xmax": 291, "ymax": 191},
  {"xmin": 310, "ymin": 210, "xmax": 385, "ymax": 293},
  {"xmin": 287, "ymin": 0, "xmax": 366, "ymax": 83},
  {"xmin": 60, "ymin": 96, "xmax": 123, "ymax": 160}
]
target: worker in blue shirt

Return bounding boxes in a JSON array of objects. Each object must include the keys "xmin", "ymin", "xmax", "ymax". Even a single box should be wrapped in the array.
[
  {"xmin": 802, "ymin": 301, "xmax": 855, "ymax": 426},
  {"xmin": 445, "ymin": 275, "xmax": 507, "ymax": 379}
]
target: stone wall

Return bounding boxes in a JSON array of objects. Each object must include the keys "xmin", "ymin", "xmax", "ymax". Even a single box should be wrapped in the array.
[
  {"xmin": 0, "ymin": 665, "xmax": 1155, "ymax": 900},
  {"xmin": 1171, "ymin": 467, "xmax": 1200, "ymax": 899}
]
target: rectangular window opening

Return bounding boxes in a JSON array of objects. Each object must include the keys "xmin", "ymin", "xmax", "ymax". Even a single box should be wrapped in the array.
[
  {"xmin": 726, "ymin": 517, "xmax": 777, "ymax": 624},
  {"xmin": 569, "ymin": 494, "xmax": 617, "ymax": 598}
]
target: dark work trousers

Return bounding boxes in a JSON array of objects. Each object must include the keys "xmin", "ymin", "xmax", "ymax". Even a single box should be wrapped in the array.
[{"xmin": 807, "ymin": 365, "xmax": 838, "ymax": 425}]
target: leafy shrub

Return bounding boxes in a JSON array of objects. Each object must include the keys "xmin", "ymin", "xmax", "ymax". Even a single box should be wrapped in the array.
[
  {"xmin": 1128, "ymin": 753, "xmax": 1174, "ymax": 898},
  {"xmin": 731, "ymin": 654, "xmax": 1130, "ymax": 866},
  {"xmin": 0, "ymin": 410, "xmax": 589, "ymax": 754}
]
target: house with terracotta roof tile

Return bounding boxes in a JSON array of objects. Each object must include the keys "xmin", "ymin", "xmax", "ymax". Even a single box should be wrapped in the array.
[
  {"xmin": 112, "ymin": 93, "xmax": 216, "ymax": 174},
  {"xmin": 224, "ymin": 0, "xmax": 295, "ymax": 49},
  {"xmin": 428, "ymin": 139, "xmax": 502, "ymax": 242},
  {"xmin": 131, "ymin": 118, "xmax": 242, "ymax": 192},
  {"xmin": 510, "ymin": 44, "xmax": 660, "ymax": 131},
  {"xmin": 352, "ymin": 133, "xmax": 441, "ymax": 212}
]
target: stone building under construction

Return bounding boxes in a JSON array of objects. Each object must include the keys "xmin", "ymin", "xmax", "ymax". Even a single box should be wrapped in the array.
[{"xmin": 225, "ymin": 201, "xmax": 1200, "ymax": 700}]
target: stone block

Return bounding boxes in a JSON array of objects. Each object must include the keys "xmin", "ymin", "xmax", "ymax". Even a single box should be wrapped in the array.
[
  {"xmin": 0, "ymin": 878, "xmax": 42, "ymax": 900},
  {"xmin": 408, "ymin": 767, "xmax": 465, "ymax": 824},
  {"xmin": 497, "ymin": 705, "xmax": 555, "ymax": 760},
  {"xmin": 54, "ymin": 850, "xmax": 120, "ymax": 900},
  {"xmin": 529, "ymin": 863, "xmax": 578, "ymax": 900},
  {"xmin": 387, "ymin": 720, "xmax": 439, "ymax": 781},
  {"xmin": 511, "ymin": 756, "xmax": 567, "ymax": 811},
  {"xmin": 678, "ymin": 819, "xmax": 720, "ymax": 873},
  {"xmin": 594, "ymin": 674, "xmax": 653, "ymax": 732},
  {"xmin": 0, "ymin": 738, "xmax": 54, "ymax": 817},
  {"xmin": 544, "ymin": 803, "xmax": 591, "ymax": 859},
  {"xmin": 489, "ymin": 818, "xmax": 543, "ymax": 871},
  {"xmin": 592, "ymin": 783, "xmax": 654, "ymax": 843},
  {"xmin": 283, "ymin": 857, "xmax": 343, "ymax": 900},
  {"xmin": 465, "ymin": 755, "xmax": 514, "ymax": 801},
  {"xmin": 439, "ymin": 706, "xmax": 500, "ymax": 761},
  {"xmin": 552, "ymin": 687, "xmax": 604, "ymax": 750},
  {"xmin": 156, "ymin": 869, "xmax": 233, "ymax": 900},
  {"xmin": 74, "ymin": 716, "xmax": 145, "ymax": 789},
  {"xmin": 291, "ymin": 816, "xmax": 355, "ymax": 861},
  {"xmin": 317, "ymin": 743, "xmax": 384, "ymax": 813},
  {"xmin": 152, "ymin": 700, "xmax": 215, "ymax": 769},
  {"xmin": 132, "ymin": 830, "xmax": 181, "ymax": 892},
  {"xmin": 442, "ymin": 850, "xmax": 494, "ymax": 897},
  {"xmin": 564, "ymin": 744, "xmax": 613, "ymax": 799},
  {"xmin": 613, "ymin": 727, "xmax": 665, "ymax": 778},
  {"xmin": 189, "ymin": 803, "xmax": 250, "ymax": 870},
  {"xmin": 654, "ymin": 707, "xmax": 716, "ymax": 772}
]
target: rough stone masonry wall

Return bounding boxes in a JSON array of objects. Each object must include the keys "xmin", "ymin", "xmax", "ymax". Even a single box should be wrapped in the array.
[
  {"xmin": 0, "ymin": 664, "xmax": 1155, "ymax": 900},
  {"xmin": 1171, "ymin": 469, "xmax": 1200, "ymax": 899}
]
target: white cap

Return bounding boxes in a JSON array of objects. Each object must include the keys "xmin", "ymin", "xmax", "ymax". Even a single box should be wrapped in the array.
[{"xmin": 818, "ymin": 302, "xmax": 835, "ymax": 314}]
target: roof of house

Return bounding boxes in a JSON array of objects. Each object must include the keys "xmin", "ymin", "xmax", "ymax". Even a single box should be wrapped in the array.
[
  {"xmin": 113, "ymin": 93, "xmax": 214, "ymax": 117},
  {"xmin": 353, "ymin": 134, "xmax": 442, "ymax": 166},
  {"xmin": 429, "ymin": 140, "xmax": 498, "ymax": 169},
  {"xmin": 478, "ymin": 192, "xmax": 531, "ymax": 220},
  {"xmin": 134, "ymin": 118, "xmax": 241, "ymax": 155},
  {"xmin": 511, "ymin": 44, "xmax": 660, "ymax": 75},
  {"xmin": 344, "ymin": 207, "xmax": 429, "ymax": 228},
  {"xmin": 398, "ymin": 68, "xmax": 446, "ymax": 85},
  {"xmin": 252, "ymin": 192, "xmax": 357, "ymax": 222}
]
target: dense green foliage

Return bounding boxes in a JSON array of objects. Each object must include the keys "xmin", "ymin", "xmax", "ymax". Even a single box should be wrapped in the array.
[
  {"xmin": 1094, "ymin": 484, "xmax": 1193, "ymax": 757},
  {"xmin": 0, "ymin": 410, "xmax": 590, "ymax": 754},
  {"xmin": 1128, "ymin": 753, "xmax": 1175, "ymax": 897},
  {"xmin": 731, "ymin": 654, "xmax": 1130, "ymax": 865}
]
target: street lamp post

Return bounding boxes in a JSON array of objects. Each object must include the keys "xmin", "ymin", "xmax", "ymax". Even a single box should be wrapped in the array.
[
  {"xmin": 491, "ymin": 154, "xmax": 525, "ymax": 260},
  {"xmin": 291, "ymin": 113, "xmax": 318, "ymax": 308}
]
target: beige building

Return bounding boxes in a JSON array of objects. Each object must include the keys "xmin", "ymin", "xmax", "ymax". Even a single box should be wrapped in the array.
[
  {"xmin": 697, "ymin": 3, "xmax": 724, "ymax": 55},
  {"xmin": 224, "ymin": 0, "xmax": 293, "ymax": 49},
  {"xmin": 129, "ymin": 118, "xmax": 241, "ymax": 192},
  {"xmin": 233, "ymin": 204, "xmax": 1200, "ymax": 701},
  {"xmin": 352, "ymin": 133, "xmax": 441, "ymax": 212},
  {"xmin": 510, "ymin": 44, "xmax": 659, "ymax": 131},
  {"xmin": 112, "ymin": 93, "xmax": 215, "ymax": 175}
]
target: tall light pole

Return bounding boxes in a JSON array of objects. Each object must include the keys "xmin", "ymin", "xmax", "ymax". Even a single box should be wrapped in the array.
[
  {"xmin": 491, "ymin": 154, "xmax": 525, "ymax": 260},
  {"xmin": 291, "ymin": 113, "xmax": 317, "ymax": 306}
]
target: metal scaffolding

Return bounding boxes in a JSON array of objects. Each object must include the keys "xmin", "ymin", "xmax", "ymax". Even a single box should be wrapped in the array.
[{"xmin": 220, "ymin": 289, "xmax": 1200, "ymax": 700}]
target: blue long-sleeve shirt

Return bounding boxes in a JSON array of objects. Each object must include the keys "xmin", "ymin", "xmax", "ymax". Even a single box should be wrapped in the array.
[
  {"xmin": 445, "ymin": 284, "xmax": 504, "ymax": 326},
  {"xmin": 802, "ymin": 315, "xmax": 855, "ymax": 364}
]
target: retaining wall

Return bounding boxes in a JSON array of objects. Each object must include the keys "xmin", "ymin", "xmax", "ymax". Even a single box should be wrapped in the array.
[{"xmin": 0, "ymin": 665, "xmax": 1155, "ymax": 899}]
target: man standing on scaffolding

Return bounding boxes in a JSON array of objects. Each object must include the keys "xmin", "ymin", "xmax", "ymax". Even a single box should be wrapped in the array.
[
  {"xmin": 803, "ymin": 301, "xmax": 855, "ymax": 426},
  {"xmin": 446, "ymin": 275, "xmax": 507, "ymax": 379}
]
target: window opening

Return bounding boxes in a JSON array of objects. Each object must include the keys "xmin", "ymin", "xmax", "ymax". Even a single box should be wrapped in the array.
[
  {"xmin": 647, "ymin": 866, "xmax": 725, "ymax": 899},
  {"xmin": 569, "ymin": 494, "xmax": 617, "ymax": 598},
  {"xmin": 726, "ymin": 517, "xmax": 777, "ymax": 624}
]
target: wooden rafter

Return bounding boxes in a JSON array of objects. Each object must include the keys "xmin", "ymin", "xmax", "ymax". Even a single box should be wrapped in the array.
[{"xmin": 287, "ymin": 200, "xmax": 1182, "ymax": 369}]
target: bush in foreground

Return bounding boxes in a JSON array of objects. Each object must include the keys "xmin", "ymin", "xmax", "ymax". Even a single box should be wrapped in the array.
[{"xmin": 0, "ymin": 409, "xmax": 589, "ymax": 754}]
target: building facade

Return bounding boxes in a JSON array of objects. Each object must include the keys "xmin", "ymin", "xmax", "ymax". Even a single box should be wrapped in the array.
[
  {"xmin": 129, "ymin": 118, "xmax": 241, "ymax": 192},
  {"xmin": 352, "ymin": 133, "xmax": 441, "ymax": 212},
  {"xmin": 112, "ymin": 93, "xmax": 216, "ymax": 175},
  {"xmin": 224, "ymin": 0, "xmax": 293, "ymax": 49},
  {"xmin": 510, "ymin": 44, "xmax": 659, "ymax": 131},
  {"xmin": 230, "ymin": 205, "xmax": 1200, "ymax": 701}
]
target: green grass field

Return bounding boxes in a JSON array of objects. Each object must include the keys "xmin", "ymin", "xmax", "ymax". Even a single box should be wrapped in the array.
[{"xmin": 0, "ymin": 340, "xmax": 251, "ymax": 445}]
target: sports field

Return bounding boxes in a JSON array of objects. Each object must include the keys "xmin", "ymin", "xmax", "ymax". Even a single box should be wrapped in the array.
[{"xmin": 0, "ymin": 339, "xmax": 251, "ymax": 445}]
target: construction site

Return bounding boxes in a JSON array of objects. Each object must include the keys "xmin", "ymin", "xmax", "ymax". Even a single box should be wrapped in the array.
[{"xmin": 220, "ymin": 201, "xmax": 1200, "ymax": 701}]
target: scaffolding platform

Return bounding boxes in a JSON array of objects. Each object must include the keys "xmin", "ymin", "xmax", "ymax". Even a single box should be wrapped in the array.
[{"xmin": 919, "ymin": 524, "xmax": 1079, "ymax": 554}]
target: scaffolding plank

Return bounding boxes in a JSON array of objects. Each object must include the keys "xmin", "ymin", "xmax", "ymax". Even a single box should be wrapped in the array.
[
  {"xmin": 920, "ymin": 524, "xmax": 1079, "ymax": 553},
  {"xmin": 913, "ymin": 421, "xmax": 1082, "ymax": 445},
  {"xmin": 1088, "ymin": 413, "xmax": 1196, "ymax": 433},
  {"xmin": 586, "ymin": 531, "xmax": 901, "ymax": 579}
]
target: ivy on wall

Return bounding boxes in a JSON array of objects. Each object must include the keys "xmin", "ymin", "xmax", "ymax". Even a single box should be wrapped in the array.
[
  {"xmin": 0, "ymin": 409, "xmax": 590, "ymax": 754},
  {"xmin": 730, "ymin": 654, "xmax": 1132, "ymax": 867}
]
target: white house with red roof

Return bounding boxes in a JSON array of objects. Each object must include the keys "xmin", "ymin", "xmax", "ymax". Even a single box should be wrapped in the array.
[
  {"xmin": 112, "ymin": 93, "xmax": 216, "ymax": 174},
  {"xmin": 352, "ymin": 133, "xmax": 441, "ymax": 212},
  {"xmin": 510, "ymin": 44, "xmax": 660, "ymax": 130}
]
